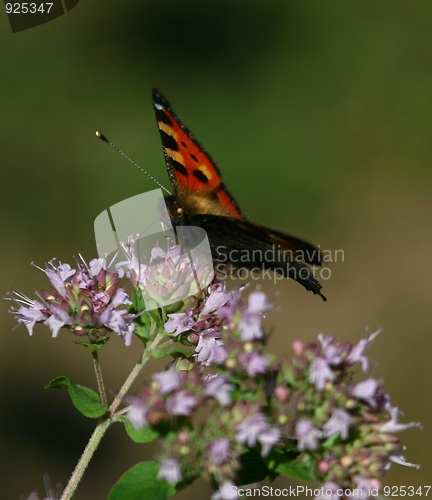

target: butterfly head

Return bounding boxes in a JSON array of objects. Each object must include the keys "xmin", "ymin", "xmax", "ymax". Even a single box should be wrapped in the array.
[{"xmin": 164, "ymin": 195, "xmax": 185, "ymax": 222}]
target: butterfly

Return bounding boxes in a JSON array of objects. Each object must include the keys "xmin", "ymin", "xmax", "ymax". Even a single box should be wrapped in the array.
[{"xmin": 152, "ymin": 88, "xmax": 326, "ymax": 301}]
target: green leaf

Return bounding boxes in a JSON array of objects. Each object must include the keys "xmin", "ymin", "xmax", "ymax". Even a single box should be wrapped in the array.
[
  {"xmin": 273, "ymin": 460, "xmax": 313, "ymax": 481},
  {"xmin": 123, "ymin": 418, "xmax": 159, "ymax": 443},
  {"xmin": 162, "ymin": 301, "xmax": 184, "ymax": 314},
  {"xmin": 235, "ymin": 449, "xmax": 270, "ymax": 485},
  {"xmin": 134, "ymin": 322, "xmax": 151, "ymax": 342},
  {"xmin": 152, "ymin": 347, "xmax": 191, "ymax": 359},
  {"xmin": 130, "ymin": 288, "xmax": 146, "ymax": 313},
  {"xmin": 108, "ymin": 461, "xmax": 177, "ymax": 500},
  {"xmin": 265, "ymin": 448, "xmax": 313, "ymax": 482},
  {"xmin": 45, "ymin": 376, "xmax": 108, "ymax": 418},
  {"xmin": 129, "ymin": 289, "xmax": 151, "ymax": 342}
]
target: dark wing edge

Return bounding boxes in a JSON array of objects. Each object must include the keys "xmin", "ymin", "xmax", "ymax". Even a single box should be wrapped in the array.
[{"xmin": 188, "ymin": 214, "xmax": 326, "ymax": 301}]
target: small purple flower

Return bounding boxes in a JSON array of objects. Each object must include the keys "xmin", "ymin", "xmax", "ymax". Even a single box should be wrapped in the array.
[
  {"xmin": 351, "ymin": 378, "xmax": 379, "ymax": 408},
  {"xmin": 238, "ymin": 315, "xmax": 263, "ymax": 341},
  {"xmin": 247, "ymin": 291, "xmax": 271, "ymax": 314},
  {"xmin": 195, "ymin": 334, "xmax": 227, "ymax": 366},
  {"xmin": 236, "ymin": 412, "xmax": 265, "ymax": 447},
  {"xmin": 127, "ymin": 397, "xmax": 148, "ymax": 430},
  {"xmin": 296, "ymin": 419, "xmax": 323, "ymax": 451},
  {"xmin": 211, "ymin": 480, "xmax": 238, "ymax": 500},
  {"xmin": 201, "ymin": 283, "xmax": 232, "ymax": 315},
  {"xmin": 389, "ymin": 454, "xmax": 420, "ymax": 469},
  {"xmin": 99, "ymin": 308, "xmax": 134, "ymax": 346},
  {"xmin": 381, "ymin": 403, "xmax": 422, "ymax": 433},
  {"xmin": 165, "ymin": 310, "xmax": 195, "ymax": 336},
  {"xmin": 24, "ymin": 475, "xmax": 61, "ymax": 500},
  {"xmin": 346, "ymin": 330, "xmax": 380, "ymax": 372},
  {"xmin": 166, "ymin": 390, "xmax": 197, "ymax": 416},
  {"xmin": 110, "ymin": 289, "xmax": 131, "ymax": 309},
  {"xmin": 88, "ymin": 258, "xmax": 107, "ymax": 278},
  {"xmin": 317, "ymin": 334, "xmax": 343, "ymax": 365},
  {"xmin": 309, "ymin": 357, "xmax": 335, "ymax": 391},
  {"xmin": 15, "ymin": 298, "xmax": 48, "ymax": 335},
  {"xmin": 314, "ymin": 482, "xmax": 341, "ymax": 500},
  {"xmin": 258, "ymin": 426, "xmax": 281, "ymax": 456},
  {"xmin": 44, "ymin": 307, "xmax": 72, "ymax": 338},
  {"xmin": 323, "ymin": 409, "xmax": 353, "ymax": 440},
  {"xmin": 157, "ymin": 458, "xmax": 182, "ymax": 484},
  {"xmin": 347, "ymin": 339, "xmax": 370, "ymax": 372},
  {"xmin": 44, "ymin": 261, "xmax": 76, "ymax": 296},
  {"xmin": 348, "ymin": 477, "xmax": 380, "ymax": 499},
  {"xmin": 204, "ymin": 374, "xmax": 232, "ymax": 406},
  {"xmin": 208, "ymin": 438, "xmax": 231, "ymax": 465},
  {"xmin": 238, "ymin": 351, "xmax": 267, "ymax": 376},
  {"xmin": 236, "ymin": 412, "xmax": 279, "ymax": 456},
  {"xmin": 238, "ymin": 291, "xmax": 271, "ymax": 341},
  {"xmin": 214, "ymin": 287, "xmax": 242, "ymax": 323},
  {"xmin": 92, "ymin": 291, "xmax": 110, "ymax": 313},
  {"xmin": 153, "ymin": 367, "xmax": 182, "ymax": 394}
]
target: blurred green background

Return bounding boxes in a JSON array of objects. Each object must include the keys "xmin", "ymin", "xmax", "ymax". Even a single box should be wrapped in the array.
[{"xmin": 1, "ymin": 1, "xmax": 431, "ymax": 498}]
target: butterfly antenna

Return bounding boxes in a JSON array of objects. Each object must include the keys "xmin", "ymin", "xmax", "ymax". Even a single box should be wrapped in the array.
[{"xmin": 95, "ymin": 131, "xmax": 172, "ymax": 195}]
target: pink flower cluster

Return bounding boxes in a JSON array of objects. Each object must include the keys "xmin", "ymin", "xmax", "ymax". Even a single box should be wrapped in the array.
[{"xmin": 8, "ymin": 257, "xmax": 135, "ymax": 345}]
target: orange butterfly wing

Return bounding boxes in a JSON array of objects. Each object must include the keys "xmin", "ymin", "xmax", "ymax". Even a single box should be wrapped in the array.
[
  {"xmin": 151, "ymin": 89, "xmax": 326, "ymax": 301},
  {"xmin": 152, "ymin": 88, "xmax": 243, "ymax": 220}
]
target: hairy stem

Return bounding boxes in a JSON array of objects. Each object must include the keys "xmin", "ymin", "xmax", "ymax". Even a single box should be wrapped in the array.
[
  {"xmin": 59, "ymin": 417, "xmax": 110, "ymax": 500},
  {"xmin": 60, "ymin": 320, "xmax": 164, "ymax": 500},
  {"xmin": 109, "ymin": 323, "xmax": 163, "ymax": 413},
  {"xmin": 92, "ymin": 350, "xmax": 107, "ymax": 407}
]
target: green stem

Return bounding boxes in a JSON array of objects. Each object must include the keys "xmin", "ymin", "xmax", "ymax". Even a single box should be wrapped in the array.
[
  {"xmin": 109, "ymin": 325, "xmax": 164, "ymax": 413},
  {"xmin": 59, "ymin": 417, "xmax": 110, "ymax": 500},
  {"xmin": 152, "ymin": 338, "xmax": 175, "ymax": 351},
  {"xmin": 92, "ymin": 350, "xmax": 107, "ymax": 407},
  {"xmin": 60, "ymin": 320, "xmax": 165, "ymax": 500}
]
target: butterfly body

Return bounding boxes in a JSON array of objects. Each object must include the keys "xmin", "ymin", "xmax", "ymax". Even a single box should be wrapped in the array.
[{"xmin": 152, "ymin": 88, "xmax": 326, "ymax": 301}]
